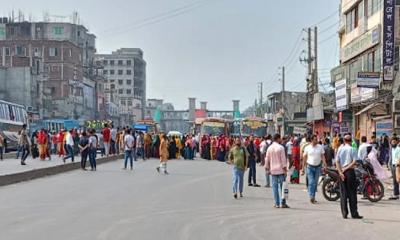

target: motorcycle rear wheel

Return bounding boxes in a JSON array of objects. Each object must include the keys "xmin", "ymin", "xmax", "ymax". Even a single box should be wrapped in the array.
[{"xmin": 365, "ymin": 180, "xmax": 384, "ymax": 203}]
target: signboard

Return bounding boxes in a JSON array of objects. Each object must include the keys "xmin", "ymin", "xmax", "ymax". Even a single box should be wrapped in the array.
[
  {"xmin": 383, "ymin": 0, "xmax": 395, "ymax": 81},
  {"xmin": 335, "ymin": 79, "xmax": 347, "ymax": 111},
  {"xmin": 338, "ymin": 112, "xmax": 343, "ymax": 123},
  {"xmin": 356, "ymin": 72, "xmax": 380, "ymax": 88},
  {"xmin": 350, "ymin": 83, "xmax": 376, "ymax": 103},
  {"xmin": 376, "ymin": 119, "xmax": 393, "ymax": 138},
  {"xmin": 293, "ymin": 126, "xmax": 307, "ymax": 135},
  {"xmin": 342, "ymin": 25, "xmax": 380, "ymax": 62}
]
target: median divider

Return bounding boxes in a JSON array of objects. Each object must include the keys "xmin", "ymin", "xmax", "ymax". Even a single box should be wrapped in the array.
[{"xmin": 0, "ymin": 154, "xmax": 123, "ymax": 187}]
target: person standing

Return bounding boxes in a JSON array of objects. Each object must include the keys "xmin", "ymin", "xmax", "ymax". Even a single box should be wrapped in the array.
[
  {"xmin": 265, "ymin": 134, "xmax": 289, "ymax": 208},
  {"xmin": 357, "ymin": 136, "xmax": 371, "ymax": 161},
  {"xmin": 323, "ymin": 138, "xmax": 335, "ymax": 167},
  {"xmin": 88, "ymin": 130, "xmax": 98, "ymax": 171},
  {"xmin": 0, "ymin": 134, "xmax": 4, "ymax": 160},
  {"xmin": 228, "ymin": 137, "xmax": 248, "ymax": 199},
  {"xmin": 37, "ymin": 129, "xmax": 47, "ymax": 161},
  {"xmin": 157, "ymin": 134, "xmax": 169, "ymax": 174},
  {"xmin": 20, "ymin": 124, "xmax": 30, "ymax": 165},
  {"xmin": 79, "ymin": 131, "xmax": 89, "ymax": 170},
  {"xmin": 290, "ymin": 138, "xmax": 301, "ymax": 184},
  {"xmin": 389, "ymin": 138, "xmax": 400, "ymax": 200},
  {"xmin": 286, "ymin": 137, "xmax": 293, "ymax": 168},
  {"xmin": 63, "ymin": 130, "xmax": 75, "ymax": 163},
  {"xmin": 336, "ymin": 134, "xmax": 363, "ymax": 219},
  {"xmin": 302, "ymin": 134, "xmax": 326, "ymax": 204},
  {"xmin": 136, "ymin": 132, "xmax": 145, "ymax": 161},
  {"xmin": 110, "ymin": 125, "xmax": 117, "ymax": 155},
  {"xmin": 124, "ymin": 129, "xmax": 135, "ymax": 170},
  {"xmin": 102, "ymin": 124, "xmax": 111, "ymax": 157},
  {"xmin": 247, "ymin": 136, "xmax": 260, "ymax": 187}
]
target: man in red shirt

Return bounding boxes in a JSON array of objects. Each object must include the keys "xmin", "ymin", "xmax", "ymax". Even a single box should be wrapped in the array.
[{"xmin": 102, "ymin": 124, "xmax": 111, "ymax": 157}]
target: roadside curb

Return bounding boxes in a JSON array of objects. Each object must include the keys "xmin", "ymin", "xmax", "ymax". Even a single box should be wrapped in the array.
[{"xmin": 0, "ymin": 154, "xmax": 123, "ymax": 187}]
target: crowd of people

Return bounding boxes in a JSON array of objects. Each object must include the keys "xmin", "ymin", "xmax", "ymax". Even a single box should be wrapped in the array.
[{"xmin": 227, "ymin": 131, "xmax": 400, "ymax": 220}]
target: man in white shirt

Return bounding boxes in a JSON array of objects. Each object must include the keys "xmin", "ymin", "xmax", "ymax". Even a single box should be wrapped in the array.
[
  {"xmin": 302, "ymin": 134, "xmax": 327, "ymax": 204},
  {"xmin": 63, "ymin": 130, "xmax": 75, "ymax": 163},
  {"xmin": 357, "ymin": 136, "xmax": 371, "ymax": 161},
  {"xmin": 124, "ymin": 129, "xmax": 135, "ymax": 170}
]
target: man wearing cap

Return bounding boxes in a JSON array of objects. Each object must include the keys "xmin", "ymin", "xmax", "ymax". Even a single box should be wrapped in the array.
[{"xmin": 336, "ymin": 134, "xmax": 363, "ymax": 219}]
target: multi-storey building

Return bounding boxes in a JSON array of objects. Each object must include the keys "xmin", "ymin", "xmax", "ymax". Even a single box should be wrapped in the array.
[
  {"xmin": 331, "ymin": 0, "xmax": 400, "ymax": 139},
  {"xmin": 96, "ymin": 48, "xmax": 146, "ymax": 125},
  {"xmin": 0, "ymin": 16, "xmax": 100, "ymax": 120}
]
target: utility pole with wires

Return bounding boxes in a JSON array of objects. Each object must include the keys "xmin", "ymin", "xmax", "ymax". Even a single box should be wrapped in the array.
[{"xmin": 300, "ymin": 27, "xmax": 318, "ymax": 108}]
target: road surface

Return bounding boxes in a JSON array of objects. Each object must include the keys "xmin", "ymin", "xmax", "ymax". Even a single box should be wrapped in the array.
[{"xmin": 0, "ymin": 159, "xmax": 399, "ymax": 240}]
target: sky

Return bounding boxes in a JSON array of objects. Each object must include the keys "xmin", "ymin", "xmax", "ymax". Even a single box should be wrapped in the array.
[{"xmin": 0, "ymin": 0, "xmax": 340, "ymax": 111}]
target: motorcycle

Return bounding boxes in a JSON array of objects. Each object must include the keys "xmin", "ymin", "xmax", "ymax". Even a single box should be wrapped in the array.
[{"xmin": 321, "ymin": 160, "xmax": 384, "ymax": 203}]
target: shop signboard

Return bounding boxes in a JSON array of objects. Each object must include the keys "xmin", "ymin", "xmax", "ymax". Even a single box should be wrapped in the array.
[
  {"xmin": 356, "ymin": 72, "xmax": 380, "ymax": 88},
  {"xmin": 376, "ymin": 119, "xmax": 393, "ymax": 138},
  {"xmin": 383, "ymin": 0, "xmax": 395, "ymax": 81},
  {"xmin": 350, "ymin": 83, "xmax": 376, "ymax": 103},
  {"xmin": 335, "ymin": 79, "xmax": 347, "ymax": 111},
  {"xmin": 342, "ymin": 25, "xmax": 380, "ymax": 62},
  {"xmin": 293, "ymin": 126, "xmax": 307, "ymax": 135}
]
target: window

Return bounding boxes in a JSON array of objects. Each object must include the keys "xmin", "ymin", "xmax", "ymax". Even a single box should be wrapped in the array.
[
  {"xmin": 16, "ymin": 46, "xmax": 26, "ymax": 56},
  {"xmin": 110, "ymin": 79, "xmax": 115, "ymax": 83},
  {"xmin": 5, "ymin": 47, "xmax": 10, "ymax": 56},
  {"xmin": 110, "ymin": 84, "xmax": 115, "ymax": 89},
  {"xmin": 118, "ymin": 89, "xmax": 123, "ymax": 94},
  {"xmin": 103, "ymin": 60, "xmax": 108, "ymax": 65},
  {"xmin": 118, "ymin": 70, "xmax": 123, "ymax": 75},
  {"xmin": 110, "ymin": 60, "xmax": 115, "ymax": 65},
  {"xmin": 346, "ymin": 6, "xmax": 358, "ymax": 33},
  {"xmin": 53, "ymin": 26, "xmax": 64, "ymax": 35},
  {"xmin": 49, "ymin": 47, "xmax": 58, "ymax": 57},
  {"xmin": 52, "ymin": 66, "xmax": 59, "ymax": 72},
  {"xmin": 126, "ymin": 70, "xmax": 132, "ymax": 75},
  {"xmin": 103, "ymin": 70, "xmax": 108, "ymax": 75},
  {"xmin": 110, "ymin": 70, "xmax": 115, "ymax": 75},
  {"xmin": 118, "ymin": 60, "xmax": 123, "ymax": 65},
  {"xmin": 69, "ymin": 49, "xmax": 72, "ymax": 57},
  {"xmin": 374, "ymin": 47, "xmax": 381, "ymax": 72},
  {"xmin": 127, "ymin": 101, "xmax": 132, "ymax": 106},
  {"xmin": 126, "ymin": 80, "xmax": 132, "ymax": 85},
  {"xmin": 127, "ymin": 60, "xmax": 132, "ymax": 66},
  {"xmin": 121, "ymin": 100, "xmax": 126, "ymax": 106},
  {"xmin": 126, "ymin": 89, "xmax": 132, "ymax": 94},
  {"xmin": 367, "ymin": 0, "xmax": 383, "ymax": 17},
  {"xmin": 118, "ymin": 79, "xmax": 123, "ymax": 85}
]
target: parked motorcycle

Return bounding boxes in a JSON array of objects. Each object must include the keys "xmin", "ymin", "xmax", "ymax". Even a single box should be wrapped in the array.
[{"xmin": 321, "ymin": 160, "xmax": 384, "ymax": 203}]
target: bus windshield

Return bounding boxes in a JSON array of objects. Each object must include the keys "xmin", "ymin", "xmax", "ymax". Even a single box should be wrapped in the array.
[
  {"xmin": 201, "ymin": 121, "xmax": 225, "ymax": 136},
  {"xmin": 241, "ymin": 120, "xmax": 267, "ymax": 137}
]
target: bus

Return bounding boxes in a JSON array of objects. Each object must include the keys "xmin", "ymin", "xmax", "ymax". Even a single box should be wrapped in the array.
[
  {"xmin": 200, "ymin": 118, "xmax": 230, "ymax": 137},
  {"xmin": 0, "ymin": 100, "xmax": 28, "ymax": 151},
  {"xmin": 134, "ymin": 120, "xmax": 160, "ymax": 134},
  {"xmin": 240, "ymin": 117, "xmax": 268, "ymax": 138}
]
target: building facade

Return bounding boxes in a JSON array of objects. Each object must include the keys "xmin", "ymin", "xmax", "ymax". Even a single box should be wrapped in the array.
[
  {"xmin": 331, "ymin": 0, "xmax": 400, "ymax": 139},
  {"xmin": 0, "ymin": 18, "xmax": 100, "ymax": 120},
  {"xmin": 96, "ymin": 48, "xmax": 146, "ymax": 125}
]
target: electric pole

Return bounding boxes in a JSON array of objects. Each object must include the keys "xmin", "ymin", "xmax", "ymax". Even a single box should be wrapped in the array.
[
  {"xmin": 314, "ymin": 26, "xmax": 319, "ymax": 93},
  {"xmin": 281, "ymin": 66, "xmax": 285, "ymax": 136}
]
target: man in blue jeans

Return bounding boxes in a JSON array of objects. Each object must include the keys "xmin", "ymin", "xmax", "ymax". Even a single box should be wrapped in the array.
[
  {"xmin": 124, "ymin": 129, "xmax": 135, "ymax": 170},
  {"xmin": 265, "ymin": 134, "xmax": 289, "ymax": 208},
  {"xmin": 228, "ymin": 137, "xmax": 248, "ymax": 199},
  {"xmin": 302, "ymin": 134, "xmax": 327, "ymax": 204},
  {"xmin": 63, "ymin": 130, "xmax": 75, "ymax": 163}
]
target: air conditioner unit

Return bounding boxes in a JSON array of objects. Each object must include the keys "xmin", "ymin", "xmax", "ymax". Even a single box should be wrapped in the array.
[
  {"xmin": 393, "ymin": 99, "xmax": 400, "ymax": 113},
  {"xmin": 26, "ymin": 106, "xmax": 33, "ymax": 112}
]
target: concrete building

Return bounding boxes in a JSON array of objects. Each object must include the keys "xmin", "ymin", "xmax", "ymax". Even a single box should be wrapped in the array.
[
  {"xmin": 0, "ymin": 16, "xmax": 100, "ymax": 120},
  {"xmin": 330, "ymin": 0, "xmax": 400, "ymax": 139},
  {"xmin": 96, "ymin": 48, "xmax": 146, "ymax": 125}
]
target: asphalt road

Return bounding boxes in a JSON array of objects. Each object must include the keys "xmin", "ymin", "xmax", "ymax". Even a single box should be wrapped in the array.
[{"xmin": 0, "ymin": 159, "xmax": 399, "ymax": 240}]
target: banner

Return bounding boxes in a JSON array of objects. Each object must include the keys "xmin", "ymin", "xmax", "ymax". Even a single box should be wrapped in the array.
[
  {"xmin": 335, "ymin": 79, "xmax": 347, "ymax": 111},
  {"xmin": 356, "ymin": 72, "xmax": 380, "ymax": 88},
  {"xmin": 383, "ymin": 0, "xmax": 395, "ymax": 81}
]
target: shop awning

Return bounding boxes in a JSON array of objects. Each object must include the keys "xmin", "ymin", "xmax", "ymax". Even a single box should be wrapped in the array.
[
  {"xmin": 371, "ymin": 115, "xmax": 391, "ymax": 121},
  {"xmin": 355, "ymin": 103, "xmax": 382, "ymax": 116}
]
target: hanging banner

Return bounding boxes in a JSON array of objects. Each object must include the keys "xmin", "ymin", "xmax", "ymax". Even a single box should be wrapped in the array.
[
  {"xmin": 383, "ymin": 0, "xmax": 395, "ymax": 81},
  {"xmin": 356, "ymin": 72, "xmax": 380, "ymax": 88},
  {"xmin": 335, "ymin": 79, "xmax": 347, "ymax": 111}
]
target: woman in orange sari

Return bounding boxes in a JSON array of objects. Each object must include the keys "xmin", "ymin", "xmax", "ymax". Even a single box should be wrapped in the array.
[{"xmin": 157, "ymin": 134, "xmax": 169, "ymax": 174}]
